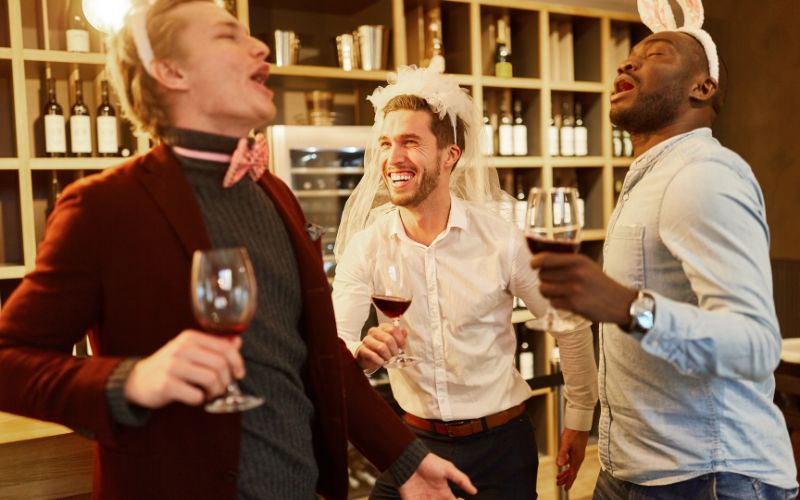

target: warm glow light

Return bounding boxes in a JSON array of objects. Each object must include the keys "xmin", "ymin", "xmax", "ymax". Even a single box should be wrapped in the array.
[{"xmin": 82, "ymin": 0, "xmax": 134, "ymax": 33}]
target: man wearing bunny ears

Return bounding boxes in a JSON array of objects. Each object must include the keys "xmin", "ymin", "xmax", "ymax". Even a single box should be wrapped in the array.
[{"xmin": 532, "ymin": 0, "xmax": 799, "ymax": 498}]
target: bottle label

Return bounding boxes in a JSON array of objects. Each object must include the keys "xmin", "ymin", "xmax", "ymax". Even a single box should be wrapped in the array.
[
  {"xmin": 70, "ymin": 115, "xmax": 92, "ymax": 153},
  {"xmin": 97, "ymin": 116, "xmax": 119, "ymax": 154},
  {"xmin": 548, "ymin": 126, "xmax": 559, "ymax": 156},
  {"xmin": 66, "ymin": 29, "xmax": 90, "ymax": 53},
  {"xmin": 560, "ymin": 127, "xmax": 575, "ymax": 156},
  {"xmin": 481, "ymin": 124, "xmax": 495, "ymax": 156},
  {"xmin": 512, "ymin": 125, "xmax": 528, "ymax": 156},
  {"xmin": 519, "ymin": 351, "xmax": 534, "ymax": 380},
  {"xmin": 574, "ymin": 126, "xmax": 588, "ymax": 156},
  {"xmin": 623, "ymin": 136, "xmax": 634, "ymax": 157},
  {"xmin": 613, "ymin": 137, "xmax": 623, "ymax": 157},
  {"xmin": 495, "ymin": 62, "xmax": 513, "ymax": 78},
  {"xmin": 44, "ymin": 115, "xmax": 67, "ymax": 153},
  {"xmin": 498, "ymin": 125, "xmax": 513, "ymax": 156}
]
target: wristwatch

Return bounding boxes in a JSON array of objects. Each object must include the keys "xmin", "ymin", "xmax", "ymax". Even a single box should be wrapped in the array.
[{"xmin": 627, "ymin": 290, "xmax": 656, "ymax": 334}]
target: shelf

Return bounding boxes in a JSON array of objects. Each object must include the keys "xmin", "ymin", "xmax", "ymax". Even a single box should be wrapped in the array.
[
  {"xmin": 22, "ymin": 49, "xmax": 106, "ymax": 65},
  {"xmin": 269, "ymin": 64, "xmax": 391, "ymax": 82},
  {"xmin": 611, "ymin": 157, "xmax": 633, "ymax": 167},
  {"xmin": 0, "ymin": 159, "xmax": 19, "ymax": 170},
  {"xmin": 550, "ymin": 80, "xmax": 605, "ymax": 93},
  {"xmin": 582, "ymin": 228, "xmax": 606, "ymax": 241},
  {"xmin": 530, "ymin": 387, "xmax": 551, "ymax": 397},
  {"xmin": 29, "ymin": 158, "xmax": 124, "ymax": 170},
  {"xmin": 0, "ymin": 266, "xmax": 25, "ymax": 280},
  {"xmin": 291, "ymin": 167, "xmax": 365, "ymax": 175},
  {"xmin": 294, "ymin": 189, "xmax": 355, "ymax": 198},
  {"xmin": 0, "ymin": 48, "xmax": 11, "ymax": 60},
  {"xmin": 482, "ymin": 76, "xmax": 543, "ymax": 89},
  {"xmin": 489, "ymin": 156, "xmax": 544, "ymax": 168},
  {"xmin": 551, "ymin": 157, "xmax": 605, "ymax": 167},
  {"xmin": 0, "ymin": 411, "xmax": 72, "ymax": 445}
]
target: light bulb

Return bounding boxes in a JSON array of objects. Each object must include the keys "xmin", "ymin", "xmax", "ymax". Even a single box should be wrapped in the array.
[{"xmin": 82, "ymin": 0, "xmax": 134, "ymax": 33}]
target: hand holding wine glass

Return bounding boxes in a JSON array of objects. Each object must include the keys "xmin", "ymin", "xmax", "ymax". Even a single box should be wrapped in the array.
[
  {"xmin": 525, "ymin": 187, "xmax": 585, "ymax": 332},
  {"xmin": 370, "ymin": 240, "xmax": 420, "ymax": 369},
  {"xmin": 191, "ymin": 247, "xmax": 264, "ymax": 413}
]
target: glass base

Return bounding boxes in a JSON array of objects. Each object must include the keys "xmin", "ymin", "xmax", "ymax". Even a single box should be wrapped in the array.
[
  {"xmin": 526, "ymin": 309, "xmax": 585, "ymax": 333},
  {"xmin": 205, "ymin": 392, "xmax": 265, "ymax": 413},
  {"xmin": 384, "ymin": 353, "xmax": 421, "ymax": 369}
]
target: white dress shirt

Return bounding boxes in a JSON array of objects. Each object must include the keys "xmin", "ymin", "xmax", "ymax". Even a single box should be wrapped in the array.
[{"xmin": 333, "ymin": 195, "xmax": 598, "ymax": 430}]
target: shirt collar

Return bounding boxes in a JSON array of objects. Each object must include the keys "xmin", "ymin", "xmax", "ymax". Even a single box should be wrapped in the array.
[
  {"xmin": 388, "ymin": 193, "xmax": 469, "ymax": 243},
  {"xmin": 630, "ymin": 127, "xmax": 712, "ymax": 172}
]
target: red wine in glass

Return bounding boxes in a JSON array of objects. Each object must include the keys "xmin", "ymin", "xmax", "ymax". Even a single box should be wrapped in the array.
[
  {"xmin": 371, "ymin": 294, "xmax": 412, "ymax": 318},
  {"xmin": 526, "ymin": 234, "xmax": 581, "ymax": 255},
  {"xmin": 191, "ymin": 247, "xmax": 264, "ymax": 413}
]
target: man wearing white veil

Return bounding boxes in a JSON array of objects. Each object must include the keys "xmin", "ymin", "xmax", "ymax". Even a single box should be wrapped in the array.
[{"xmin": 333, "ymin": 57, "xmax": 598, "ymax": 498}]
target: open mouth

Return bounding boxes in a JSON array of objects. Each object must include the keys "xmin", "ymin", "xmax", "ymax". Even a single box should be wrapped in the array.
[
  {"xmin": 388, "ymin": 170, "xmax": 415, "ymax": 189},
  {"xmin": 614, "ymin": 78, "xmax": 636, "ymax": 95},
  {"xmin": 250, "ymin": 64, "xmax": 270, "ymax": 86}
]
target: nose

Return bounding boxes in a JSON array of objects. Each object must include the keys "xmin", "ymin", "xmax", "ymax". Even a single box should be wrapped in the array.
[
  {"xmin": 251, "ymin": 35, "xmax": 269, "ymax": 60},
  {"xmin": 617, "ymin": 56, "xmax": 639, "ymax": 75},
  {"xmin": 387, "ymin": 143, "xmax": 407, "ymax": 166}
]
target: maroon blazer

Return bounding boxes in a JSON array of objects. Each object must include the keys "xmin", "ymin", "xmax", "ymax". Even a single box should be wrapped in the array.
[{"xmin": 0, "ymin": 145, "xmax": 416, "ymax": 499}]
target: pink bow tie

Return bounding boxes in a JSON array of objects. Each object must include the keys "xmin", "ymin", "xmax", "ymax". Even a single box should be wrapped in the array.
[{"xmin": 172, "ymin": 133, "xmax": 269, "ymax": 188}]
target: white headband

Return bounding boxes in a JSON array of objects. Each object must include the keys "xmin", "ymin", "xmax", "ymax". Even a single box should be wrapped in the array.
[
  {"xmin": 128, "ymin": 2, "xmax": 156, "ymax": 77},
  {"xmin": 637, "ymin": 0, "xmax": 719, "ymax": 81}
]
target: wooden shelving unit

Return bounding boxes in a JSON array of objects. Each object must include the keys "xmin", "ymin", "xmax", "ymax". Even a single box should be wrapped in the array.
[{"xmin": 0, "ymin": 0, "xmax": 642, "ymax": 493}]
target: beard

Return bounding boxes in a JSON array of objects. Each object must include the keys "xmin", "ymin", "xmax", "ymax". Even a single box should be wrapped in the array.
[
  {"xmin": 610, "ymin": 79, "xmax": 685, "ymax": 134},
  {"xmin": 386, "ymin": 154, "xmax": 443, "ymax": 208}
]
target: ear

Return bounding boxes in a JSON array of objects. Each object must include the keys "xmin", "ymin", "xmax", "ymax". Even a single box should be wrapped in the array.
[
  {"xmin": 442, "ymin": 143, "xmax": 461, "ymax": 173},
  {"xmin": 150, "ymin": 59, "xmax": 189, "ymax": 91},
  {"xmin": 689, "ymin": 76, "xmax": 717, "ymax": 104},
  {"xmin": 675, "ymin": 0, "xmax": 705, "ymax": 29},
  {"xmin": 637, "ymin": 0, "xmax": 677, "ymax": 31}
]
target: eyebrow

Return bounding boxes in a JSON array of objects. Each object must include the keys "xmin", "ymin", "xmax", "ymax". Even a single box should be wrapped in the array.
[
  {"xmin": 214, "ymin": 20, "xmax": 249, "ymax": 36},
  {"xmin": 378, "ymin": 133, "xmax": 423, "ymax": 142}
]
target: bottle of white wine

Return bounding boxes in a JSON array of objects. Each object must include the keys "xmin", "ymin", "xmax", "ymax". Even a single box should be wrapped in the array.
[
  {"xmin": 574, "ymin": 101, "xmax": 588, "ymax": 157},
  {"xmin": 559, "ymin": 101, "xmax": 575, "ymax": 157},
  {"xmin": 43, "ymin": 78, "xmax": 66, "ymax": 157},
  {"xmin": 97, "ymin": 80, "xmax": 119, "ymax": 157},
  {"xmin": 622, "ymin": 130, "xmax": 634, "ymax": 157},
  {"xmin": 498, "ymin": 101, "xmax": 514, "ymax": 156},
  {"xmin": 512, "ymin": 99, "xmax": 527, "ymax": 156},
  {"xmin": 494, "ymin": 18, "xmax": 513, "ymax": 78},
  {"xmin": 69, "ymin": 79, "xmax": 92, "ymax": 157},
  {"xmin": 480, "ymin": 100, "xmax": 494, "ymax": 156},
  {"xmin": 517, "ymin": 327, "xmax": 534, "ymax": 380},
  {"xmin": 548, "ymin": 114, "xmax": 560, "ymax": 157},
  {"xmin": 65, "ymin": 0, "xmax": 90, "ymax": 53},
  {"xmin": 612, "ymin": 126, "xmax": 623, "ymax": 157}
]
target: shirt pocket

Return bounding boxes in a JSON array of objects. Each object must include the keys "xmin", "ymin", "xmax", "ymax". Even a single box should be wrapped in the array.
[{"xmin": 606, "ymin": 224, "xmax": 645, "ymax": 289}]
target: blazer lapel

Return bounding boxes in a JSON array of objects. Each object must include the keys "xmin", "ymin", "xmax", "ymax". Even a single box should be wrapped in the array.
[{"xmin": 137, "ymin": 144, "xmax": 212, "ymax": 256}]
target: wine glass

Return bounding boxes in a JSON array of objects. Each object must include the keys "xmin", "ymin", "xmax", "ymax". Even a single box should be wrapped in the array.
[
  {"xmin": 191, "ymin": 247, "xmax": 264, "ymax": 413},
  {"xmin": 525, "ymin": 187, "xmax": 584, "ymax": 332},
  {"xmin": 371, "ymin": 240, "xmax": 420, "ymax": 369}
]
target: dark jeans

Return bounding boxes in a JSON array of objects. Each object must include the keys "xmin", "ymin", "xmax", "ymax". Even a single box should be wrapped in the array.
[
  {"xmin": 593, "ymin": 468, "xmax": 799, "ymax": 500},
  {"xmin": 369, "ymin": 413, "xmax": 539, "ymax": 500}
]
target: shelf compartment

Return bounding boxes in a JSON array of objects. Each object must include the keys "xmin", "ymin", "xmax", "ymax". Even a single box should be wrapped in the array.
[
  {"xmin": 483, "ymin": 88, "xmax": 541, "ymax": 157},
  {"xmin": 0, "ymin": 171, "xmax": 23, "ymax": 267},
  {"xmin": 549, "ymin": 14, "xmax": 602, "ymax": 83},
  {"xmin": 0, "ymin": 61, "xmax": 16, "ymax": 158},
  {"xmin": 608, "ymin": 20, "xmax": 651, "ymax": 80},
  {"xmin": 249, "ymin": 0, "xmax": 394, "ymax": 70},
  {"xmin": 21, "ymin": 0, "xmax": 105, "ymax": 52},
  {"xmin": 552, "ymin": 167, "xmax": 604, "ymax": 231},
  {"xmin": 0, "ymin": 0, "xmax": 9, "ymax": 48},
  {"xmin": 24, "ymin": 61, "xmax": 138, "ymax": 159},
  {"xmin": 550, "ymin": 91, "xmax": 603, "ymax": 158},
  {"xmin": 267, "ymin": 78, "xmax": 384, "ymax": 126},
  {"xmin": 480, "ymin": 6, "xmax": 540, "ymax": 79},
  {"xmin": 31, "ymin": 170, "xmax": 101, "ymax": 247},
  {"xmin": 404, "ymin": 0, "xmax": 472, "ymax": 75},
  {"xmin": 0, "ymin": 278, "xmax": 23, "ymax": 310},
  {"xmin": 612, "ymin": 166, "xmax": 628, "ymax": 205}
]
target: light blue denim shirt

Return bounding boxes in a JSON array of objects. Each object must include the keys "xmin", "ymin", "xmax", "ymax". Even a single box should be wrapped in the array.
[{"xmin": 599, "ymin": 127, "xmax": 798, "ymax": 489}]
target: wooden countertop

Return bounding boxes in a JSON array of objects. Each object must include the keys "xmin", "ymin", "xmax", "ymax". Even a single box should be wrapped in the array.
[{"xmin": 0, "ymin": 411, "xmax": 73, "ymax": 445}]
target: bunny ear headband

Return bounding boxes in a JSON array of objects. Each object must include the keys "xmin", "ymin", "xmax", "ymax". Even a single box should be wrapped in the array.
[{"xmin": 637, "ymin": 0, "xmax": 719, "ymax": 81}]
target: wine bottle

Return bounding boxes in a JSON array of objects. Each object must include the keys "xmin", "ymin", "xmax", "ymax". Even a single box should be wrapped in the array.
[
  {"xmin": 517, "ymin": 327, "xmax": 534, "ymax": 380},
  {"xmin": 97, "ymin": 80, "xmax": 119, "ymax": 157},
  {"xmin": 514, "ymin": 174, "xmax": 527, "ymax": 230},
  {"xmin": 512, "ymin": 99, "xmax": 527, "ymax": 156},
  {"xmin": 498, "ymin": 101, "xmax": 514, "ymax": 156},
  {"xmin": 574, "ymin": 102, "xmax": 588, "ymax": 157},
  {"xmin": 559, "ymin": 101, "xmax": 574, "ymax": 157},
  {"xmin": 66, "ymin": 0, "xmax": 90, "ymax": 53},
  {"xmin": 46, "ymin": 171, "xmax": 61, "ymax": 218},
  {"xmin": 548, "ymin": 114, "xmax": 560, "ymax": 157},
  {"xmin": 612, "ymin": 126, "xmax": 623, "ymax": 158},
  {"xmin": 494, "ymin": 18, "xmax": 513, "ymax": 78},
  {"xmin": 43, "ymin": 78, "xmax": 67, "ymax": 157},
  {"xmin": 69, "ymin": 79, "xmax": 92, "ymax": 157},
  {"xmin": 622, "ymin": 130, "xmax": 634, "ymax": 157},
  {"xmin": 480, "ymin": 101, "xmax": 494, "ymax": 156}
]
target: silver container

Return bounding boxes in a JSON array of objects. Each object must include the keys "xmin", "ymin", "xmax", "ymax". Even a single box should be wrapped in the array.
[
  {"xmin": 336, "ymin": 33, "xmax": 358, "ymax": 71},
  {"xmin": 355, "ymin": 25, "xmax": 389, "ymax": 71},
  {"xmin": 274, "ymin": 30, "xmax": 299, "ymax": 66}
]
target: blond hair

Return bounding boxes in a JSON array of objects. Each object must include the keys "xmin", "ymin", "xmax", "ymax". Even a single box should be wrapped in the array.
[{"xmin": 105, "ymin": 0, "xmax": 214, "ymax": 139}]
